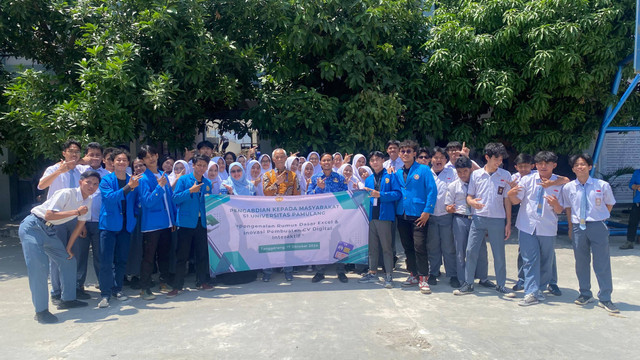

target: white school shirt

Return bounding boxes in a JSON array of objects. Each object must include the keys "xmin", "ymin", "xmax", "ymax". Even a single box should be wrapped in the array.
[
  {"xmin": 432, "ymin": 167, "xmax": 457, "ymax": 216},
  {"xmin": 561, "ymin": 177, "xmax": 616, "ymax": 224},
  {"xmin": 38, "ymin": 163, "xmax": 83, "ymax": 200},
  {"xmin": 77, "ymin": 165, "xmax": 110, "ymax": 222},
  {"xmin": 31, "ymin": 187, "xmax": 92, "ymax": 225},
  {"xmin": 446, "ymin": 178, "xmax": 471, "ymax": 215},
  {"xmin": 445, "ymin": 159, "xmax": 480, "ymax": 170},
  {"xmin": 511, "ymin": 170, "xmax": 537, "ymax": 183},
  {"xmin": 467, "ymin": 167, "xmax": 511, "ymax": 219},
  {"xmin": 383, "ymin": 157, "xmax": 403, "ymax": 171},
  {"xmin": 515, "ymin": 173, "xmax": 564, "ymax": 236}
]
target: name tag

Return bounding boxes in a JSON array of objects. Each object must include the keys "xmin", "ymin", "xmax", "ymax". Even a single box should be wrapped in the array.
[
  {"xmin": 497, "ymin": 186, "xmax": 504, "ymax": 195},
  {"xmin": 595, "ymin": 198, "xmax": 602, "ymax": 206}
]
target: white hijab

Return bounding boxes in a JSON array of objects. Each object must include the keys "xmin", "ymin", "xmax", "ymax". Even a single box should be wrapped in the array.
[
  {"xmin": 337, "ymin": 163, "xmax": 359, "ymax": 189},
  {"xmin": 168, "ymin": 160, "xmax": 191, "ymax": 185},
  {"xmin": 332, "ymin": 152, "xmax": 343, "ymax": 172},
  {"xmin": 204, "ymin": 161, "xmax": 222, "ymax": 194},
  {"xmin": 299, "ymin": 161, "xmax": 314, "ymax": 193},
  {"xmin": 351, "ymin": 154, "xmax": 366, "ymax": 182},
  {"xmin": 212, "ymin": 157, "xmax": 228, "ymax": 180},
  {"xmin": 306, "ymin": 151, "xmax": 322, "ymax": 175},
  {"xmin": 247, "ymin": 159, "xmax": 264, "ymax": 196},
  {"xmin": 258, "ymin": 154, "xmax": 272, "ymax": 175}
]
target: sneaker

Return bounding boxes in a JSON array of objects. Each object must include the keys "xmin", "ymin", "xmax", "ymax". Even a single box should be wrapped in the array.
[
  {"xmin": 574, "ymin": 294, "xmax": 593, "ymax": 306},
  {"xmin": 98, "ymin": 297, "xmax": 109, "ymax": 308},
  {"xmin": 115, "ymin": 292, "xmax": 128, "ymax": 301},
  {"xmin": 547, "ymin": 284, "xmax": 562, "ymax": 296},
  {"xmin": 598, "ymin": 300, "xmax": 620, "ymax": 313},
  {"xmin": 418, "ymin": 276, "xmax": 431, "ymax": 294},
  {"xmin": 401, "ymin": 274, "xmax": 418, "ymax": 287},
  {"xmin": 358, "ymin": 273, "xmax": 378, "ymax": 284},
  {"xmin": 76, "ymin": 288, "xmax": 91, "ymax": 300},
  {"xmin": 337, "ymin": 273, "xmax": 349, "ymax": 283},
  {"xmin": 140, "ymin": 289, "xmax": 156, "ymax": 301},
  {"xmin": 384, "ymin": 274, "xmax": 393, "ymax": 289},
  {"xmin": 478, "ymin": 279, "xmax": 496, "ymax": 288},
  {"xmin": 449, "ymin": 277, "xmax": 461, "ymax": 288},
  {"xmin": 311, "ymin": 273, "xmax": 325, "ymax": 283},
  {"xmin": 34, "ymin": 310, "xmax": 58, "ymax": 324},
  {"xmin": 129, "ymin": 276, "xmax": 141, "ymax": 290},
  {"xmin": 51, "ymin": 294, "xmax": 62, "ymax": 306},
  {"xmin": 262, "ymin": 273, "xmax": 271, "ymax": 282},
  {"xmin": 453, "ymin": 283, "xmax": 474, "ymax": 295},
  {"xmin": 159, "ymin": 283, "xmax": 172, "ymax": 293},
  {"xmin": 619, "ymin": 241, "xmax": 634, "ymax": 250},
  {"xmin": 166, "ymin": 289, "xmax": 181, "ymax": 298},
  {"xmin": 57, "ymin": 300, "xmax": 88, "ymax": 310},
  {"xmin": 496, "ymin": 286, "xmax": 516, "ymax": 298},
  {"xmin": 518, "ymin": 293, "xmax": 539, "ymax": 306},
  {"xmin": 512, "ymin": 280, "xmax": 524, "ymax": 291},
  {"xmin": 285, "ymin": 272, "xmax": 293, "ymax": 282},
  {"xmin": 535, "ymin": 290, "xmax": 546, "ymax": 301},
  {"xmin": 198, "ymin": 283, "xmax": 215, "ymax": 291},
  {"xmin": 427, "ymin": 276, "xmax": 438, "ymax": 286}
]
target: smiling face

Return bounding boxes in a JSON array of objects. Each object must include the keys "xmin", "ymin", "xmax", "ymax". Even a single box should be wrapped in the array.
[
  {"xmin": 447, "ymin": 147, "xmax": 462, "ymax": 164},
  {"xmin": 358, "ymin": 168, "xmax": 370, "ymax": 180},
  {"xmin": 217, "ymin": 158, "xmax": 226, "ymax": 171},
  {"xmin": 79, "ymin": 175, "xmax": 100, "ymax": 199},
  {"xmin": 342, "ymin": 165, "xmax": 353, "ymax": 179},
  {"xmin": 484, "ymin": 155, "xmax": 504, "ymax": 172},
  {"xmin": 417, "ymin": 151, "xmax": 430, "ymax": 166},
  {"xmin": 431, "ymin": 151, "xmax": 447, "ymax": 172},
  {"xmin": 572, "ymin": 157, "xmax": 591, "ymax": 178},
  {"xmin": 309, "ymin": 153, "xmax": 319, "ymax": 166},
  {"xmin": 355, "ymin": 156, "xmax": 366, "ymax": 168},
  {"xmin": 333, "ymin": 154, "xmax": 343, "ymax": 168},
  {"xmin": 515, "ymin": 162, "xmax": 534, "ymax": 177},
  {"xmin": 173, "ymin": 162, "xmax": 186, "ymax": 175},
  {"xmin": 86, "ymin": 147, "xmax": 103, "ymax": 169},
  {"xmin": 456, "ymin": 167, "xmax": 472, "ymax": 183},
  {"xmin": 113, "ymin": 153, "xmax": 130, "ymax": 173},
  {"xmin": 387, "ymin": 144, "xmax": 399, "ymax": 159},
  {"xmin": 250, "ymin": 162, "xmax": 261, "ymax": 179},
  {"xmin": 162, "ymin": 158, "xmax": 174, "ymax": 173},
  {"xmin": 273, "ymin": 150, "xmax": 287, "ymax": 170},
  {"xmin": 142, "ymin": 152, "xmax": 159, "ymax": 170},
  {"xmin": 535, "ymin": 161, "xmax": 556, "ymax": 179},
  {"xmin": 260, "ymin": 156, "xmax": 271, "ymax": 170},
  {"xmin": 238, "ymin": 156, "xmax": 247, "ymax": 168},
  {"xmin": 290, "ymin": 158, "xmax": 299, "ymax": 173},
  {"xmin": 193, "ymin": 159, "xmax": 208, "ymax": 178},
  {"xmin": 133, "ymin": 158, "xmax": 146, "ymax": 175},
  {"xmin": 224, "ymin": 153, "xmax": 235, "ymax": 165},
  {"xmin": 230, "ymin": 164, "xmax": 244, "ymax": 180},
  {"xmin": 304, "ymin": 163, "xmax": 314, "ymax": 178},
  {"xmin": 399, "ymin": 146, "xmax": 415, "ymax": 164},
  {"xmin": 208, "ymin": 164, "xmax": 219, "ymax": 179},
  {"xmin": 320, "ymin": 154, "xmax": 333, "ymax": 171},
  {"xmin": 63, "ymin": 144, "xmax": 81, "ymax": 164}
]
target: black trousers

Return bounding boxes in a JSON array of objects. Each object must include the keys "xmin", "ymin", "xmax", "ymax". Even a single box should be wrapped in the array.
[
  {"xmin": 174, "ymin": 222, "xmax": 210, "ymax": 289},
  {"xmin": 628, "ymin": 203, "xmax": 640, "ymax": 242},
  {"xmin": 140, "ymin": 228, "xmax": 172, "ymax": 290},
  {"xmin": 396, "ymin": 215, "xmax": 429, "ymax": 276}
]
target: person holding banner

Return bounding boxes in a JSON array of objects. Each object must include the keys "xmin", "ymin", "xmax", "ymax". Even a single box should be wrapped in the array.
[
  {"xmin": 307, "ymin": 153, "xmax": 349, "ymax": 283},
  {"xmin": 261, "ymin": 149, "xmax": 300, "ymax": 281},
  {"xmin": 621, "ymin": 168, "xmax": 640, "ymax": 249},
  {"xmin": 168, "ymin": 154, "xmax": 214, "ymax": 298},
  {"xmin": 359, "ymin": 151, "xmax": 401, "ymax": 288},
  {"xmin": 394, "ymin": 140, "xmax": 438, "ymax": 294}
]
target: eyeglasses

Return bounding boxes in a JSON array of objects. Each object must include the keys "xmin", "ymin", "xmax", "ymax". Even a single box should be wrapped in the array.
[
  {"xmin": 65, "ymin": 150, "xmax": 81, "ymax": 155},
  {"xmin": 418, "ymin": 156, "xmax": 429, "ymax": 159},
  {"xmin": 399, "ymin": 149, "xmax": 413, "ymax": 154},
  {"xmin": 230, "ymin": 169, "xmax": 242, "ymax": 174}
]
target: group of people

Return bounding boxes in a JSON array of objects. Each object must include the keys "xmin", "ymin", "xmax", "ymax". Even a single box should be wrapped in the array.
[{"xmin": 19, "ymin": 138, "xmax": 622, "ymax": 324}]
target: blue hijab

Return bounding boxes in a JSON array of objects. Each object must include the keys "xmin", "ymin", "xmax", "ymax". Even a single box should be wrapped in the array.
[{"xmin": 222, "ymin": 162, "xmax": 255, "ymax": 195}]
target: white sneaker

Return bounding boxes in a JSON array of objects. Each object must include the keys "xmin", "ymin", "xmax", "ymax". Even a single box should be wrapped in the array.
[
  {"xmin": 518, "ymin": 293, "xmax": 539, "ymax": 306},
  {"xmin": 98, "ymin": 297, "xmax": 109, "ymax": 308},
  {"xmin": 402, "ymin": 274, "xmax": 418, "ymax": 287}
]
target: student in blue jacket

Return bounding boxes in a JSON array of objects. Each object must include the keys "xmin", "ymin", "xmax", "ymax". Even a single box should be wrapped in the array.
[
  {"xmin": 168, "ymin": 154, "xmax": 213, "ymax": 298},
  {"xmin": 358, "ymin": 151, "xmax": 401, "ymax": 288},
  {"xmin": 97, "ymin": 149, "xmax": 141, "ymax": 308},
  {"xmin": 394, "ymin": 140, "xmax": 438, "ymax": 295},
  {"xmin": 136, "ymin": 145, "xmax": 177, "ymax": 301}
]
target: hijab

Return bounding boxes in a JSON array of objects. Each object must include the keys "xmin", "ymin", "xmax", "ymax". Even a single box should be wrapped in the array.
[
  {"xmin": 247, "ymin": 159, "xmax": 264, "ymax": 196},
  {"xmin": 168, "ymin": 160, "xmax": 191, "ymax": 185},
  {"xmin": 306, "ymin": 151, "xmax": 322, "ymax": 175},
  {"xmin": 258, "ymin": 154, "xmax": 272, "ymax": 175},
  {"xmin": 212, "ymin": 156, "xmax": 228, "ymax": 181},
  {"xmin": 351, "ymin": 154, "xmax": 366, "ymax": 183},
  {"xmin": 204, "ymin": 161, "xmax": 222, "ymax": 195},
  {"xmin": 300, "ymin": 161, "xmax": 314, "ymax": 193},
  {"xmin": 285, "ymin": 156, "xmax": 297, "ymax": 172},
  {"xmin": 222, "ymin": 162, "xmax": 255, "ymax": 196},
  {"xmin": 358, "ymin": 166, "xmax": 373, "ymax": 189},
  {"xmin": 332, "ymin": 152, "xmax": 343, "ymax": 172},
  {"xmin": 237, "ymin": 155, "xmax": 247, "ymax": 169},
  {"xmin": 338, "ymin": 163, "xmax": 359, "ymax": 190}
]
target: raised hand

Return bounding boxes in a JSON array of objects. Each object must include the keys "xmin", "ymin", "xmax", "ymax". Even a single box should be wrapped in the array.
[
  {"xmin": 275, "ymin": 171, "xmax": 287, "ymax": 185},
  {"xmin": 157, "ymin": 174, "xmax": 167, "ymax": 187},
  {"xmin": 129, "ymin": 174, "xmax": 142, "ymax": 189},
  {"xmin": 183, "ymin": 147, "xmax": 196, "ymax": 162},
  {"xmin": 317, "ymin": 177, "xmax": 326, "ymax": 189},
  {"xmin": 468, "ymin": 197, "xmax": 485, "ymax": 210},
  {"xmin": 223, "ymin": 183, "xmax": 234, "ymax": 194},
  {"xmin": 77, "ymin": 205, "xmax": 89, "ymax": 216},
  {"xmin": 190, "ymin": 181, "xmax": 204, "ymax": 193}
]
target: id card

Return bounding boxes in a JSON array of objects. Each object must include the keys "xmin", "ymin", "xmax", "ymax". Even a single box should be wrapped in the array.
[
  {"xmin": 373, "ymin": 198, "xmax": 378, "ymax": 206},
  {"xmin": 497, "ymin": 186, "xmax": 504, "ymax": 195}
]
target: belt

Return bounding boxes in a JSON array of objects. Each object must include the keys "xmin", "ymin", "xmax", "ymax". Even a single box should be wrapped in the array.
[
  {"xmin": 34, "ymin": 215, "xmax": 55, "ymax": 228},
  {"xmin": 453, "ymin": 213, "xmax": 473, "ymax": 220}
]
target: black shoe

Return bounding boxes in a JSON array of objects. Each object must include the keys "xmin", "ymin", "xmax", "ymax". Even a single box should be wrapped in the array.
[
  {"xmin": 449, "ymin": 277, "xmax": 461, "ymax": 288},
  {"xmin": 427, "ymin": 276, "xmax": 438, "ymax": 286},
  {"xmin": 129, "ymin": 276, "xmax": 141, "ymax": 290},
  {"xmin": 477, "ymin": 279, "xmax": 496, "ymax": 288},
  {"xmin": 598, "ymin": 300, "xmax": 620, "ymax": 313},
  {"xmin": 57, "ymin": 300, "xmax": 88, "ymax": 310},
  {"xmin": 51, "ymin": 294, "xmax": 62, "ymax": 306},
  {"xmin": 76, "ymin": 288, "xmax": 91, "ymax": 300},
  {"xmin": 34, "ymin": 310, "xmax": 58, "ymax": 324},
  {"xmin": 547, "ymin": 284, "xmax": 562, "ymax": 296},
  {"xmin": 337, "ymin": 273, "xmax": 348, "ymax": 283},
  {"xmin": 453, "ymin": 283, "xmax": 474, "ymax": 295},
  {"xmin": 512, "ymin": 280, "xmax": 524, "ymax": 291},
  {"xmin": 574, "ymin": 295, "xmax": 593, "ymax": 306},
  {"xmin": 311, "ymin": 273, "xmax": 325, "ymax": 283}
]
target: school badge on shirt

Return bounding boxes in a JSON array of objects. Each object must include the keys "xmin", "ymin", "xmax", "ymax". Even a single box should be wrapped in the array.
[
  {"xmin": 414, "ymin": 174, "xmax": 420, "ymax": 180},
  {"xmin": 333, "ymin": 178, "xmax": 338, "ymax": 183},
  {"xmin": 206, "ymin": 186, "xmax": 210, "ymax": 192},
  {"xmin": 385, "ymin": 178, "xmax": 390, "ymax": 183}
]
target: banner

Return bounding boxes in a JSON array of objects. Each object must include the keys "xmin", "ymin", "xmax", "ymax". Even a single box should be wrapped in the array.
[{"xmin": 205, "ymin": 191, "xmax": 370, "ymax": 275}]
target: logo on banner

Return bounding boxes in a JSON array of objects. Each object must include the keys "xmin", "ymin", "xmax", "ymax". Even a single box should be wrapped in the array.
[
  {"xmin": 334, "ymin": 241, "xmax": 354, "ymax": 260},
  {"xmin": 275, "ymin": 196, "xmax": 284, "ymax": 202}
]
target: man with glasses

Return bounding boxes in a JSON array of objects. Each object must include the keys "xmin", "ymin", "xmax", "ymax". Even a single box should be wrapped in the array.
[
  {"xmin": 394, "ymin": 140, "xmax": 437, "ymax": 294},
  {"xmin": 416, "ymin": 148, "xmax": 432, "ymax": 166}
]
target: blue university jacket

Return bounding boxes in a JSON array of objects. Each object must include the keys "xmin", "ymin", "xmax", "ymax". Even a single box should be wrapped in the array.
[
  {"xmin": 99, "ymin": 172, "xmax": 139, "ymax": 233},
  {"xmin": 395, "ymin": 161, "xmax": 437, "ymax": 217},
  {"xmin": 138, "ymin": 168, "xmax": 176, "ymax": 232},
  {"xmin": 172, "ymin": 173, "xmax": 212, "ymax": 229},
  {"xmin": 365, "ymin": 169, "xmax": 401, "ymax": 222}
]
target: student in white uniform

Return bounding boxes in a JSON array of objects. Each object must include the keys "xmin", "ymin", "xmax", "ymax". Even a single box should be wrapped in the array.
[
  {"xmin": 454, "ymin": 143, "xmax": 515, "ymax": 298},
  {"xmin": 383, "ymin": 140, "xmax": 403, "ymax": 172},
  {"xmin": 562, "ymin": 154, "xmax": 619, "ymax": 313}
]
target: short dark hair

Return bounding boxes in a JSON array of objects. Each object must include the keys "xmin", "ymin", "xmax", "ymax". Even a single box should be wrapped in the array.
[
  {"xmin": 111, "ymin": 148, "xmax": 130, "ymax": 163},
  {"xmin": 399, "ymin": 140, "xmax": 419, "ymax": 152},
  {"xmin": 386, "ymin": 140, "xmax": 400, "ymax": 149},
  {"xmin": 224, "ymin": 151, "xmax": 237, "ymax": 162},
  {"xmin": 514, "ymin": 153, "xmax": 533, "ymax": 165},
  {"xmin": 63, "ymin": 139, "xmax": 82, "ymax": 151},
  {"xmin": 432, "ymin": 146, "xmax": 449, "ymax": 161},
  {"xmin": 193, "ymin": 154, "xmax": 211, "ymax": 165},
  {"xmin": 445, "ymin": 141, "xmax": 462, "ymax": 152},
  {"xmin": 197, "ymin": 141, "xmax": 215, "ymax": 151},
  {"xmin": 369, "ymin": 151, "xmax": 385, "ymax": 160},
  {"xmin": 534, "ymin": 151, "xmax": 558, "ymax": 164},
  {"xmin": 484, "ymin": 142, "xmax": 508, "ymax": 159},
  {"xmin": 85, "ymin": 142, "xmax": 103, "ymax": 154},
  {"xmin": 455, "ymin": 155, "xmax": 472, "ymax": 169},
  {"xmin": 569, "ymin": 153, "xmax": 593, "ymax": 167},
  {"xmin": 137, "ymin": 145, "xmax": 158, "ymax": 160},
  {"xmin": 418, "ymin": 147, "xmax": 432, "ymax": 158},
  {"xmin": 159, "ymin": 155, "xmax": 175, "ymax": 168},
  {"xmin": 103, "ymin": 147, "xmax": 116, "ymax": 158},
  {"xmin": 320, "ymin": 153, "xmax": 333, "ymax": 161},
  {"xmin": 80, "ymin": 170, "xmax": 101, "ymax": 182}
]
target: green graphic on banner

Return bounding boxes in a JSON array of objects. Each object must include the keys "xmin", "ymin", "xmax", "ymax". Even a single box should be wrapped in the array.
[
  {"xmin": 259, "ymin": 242, "xmax": 320, "ymax": 253},
  {"xmin": 209, "ymin": 245, "xmax": 251, "ymax": 273},
  {"xmin": 333, "ymin": 191, "xmax": 358, "ymax": 209},
  {"xmin": 336, "ymin": 245, "xmax": 369, "ymax": 264},
  {"xmin": 205, "ymin": 194, "xmax": 231, "ymax": 212}
]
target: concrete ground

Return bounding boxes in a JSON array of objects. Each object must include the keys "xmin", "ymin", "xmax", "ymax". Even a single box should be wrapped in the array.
[{"xmin": 1, "ymin": 232, "xmax": 639, "ymax": 360}]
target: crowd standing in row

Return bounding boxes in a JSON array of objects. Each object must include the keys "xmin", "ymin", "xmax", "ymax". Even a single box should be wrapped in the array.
[{"xmin": 19, "ymin": 138, "xmax": 623, "ymax": 324}]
